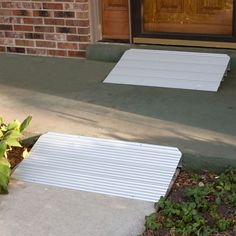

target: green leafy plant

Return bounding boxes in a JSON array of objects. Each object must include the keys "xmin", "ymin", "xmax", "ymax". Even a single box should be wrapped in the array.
[
  {"xmin": 192, "ymin": 174, "xmax": 202, "ymax": 182},
  {"xmin": 227, "ymin": 192, "xmax": 236, "ymax": 207},
  {"xmin": 216, "ymin": 218, "xmax": 231, "ymax": 232},
  {"xmin": 0, "ymin": 115, "xmax": 32, "ymax": 194},
  {"xmin": 143, "ymin": 168, "xmax": 236, "ymax": 236},
  {"xmin": 0, "ymin": 158, "xmax": 11, "ymax": 194},
  {"xmin": 155, "ymin": 197, "xmax": 212, "ymax": 235},
  {"xmin": 145, "ymin": 213, "xmax": 161, "ymax": 231},
  {"xmin": 184, "ymin": 184, "xmax": 213, "ymax": 210},
  {"xmin": 233, "ymin": 225, "xmax": 236, "ymax": 233}
]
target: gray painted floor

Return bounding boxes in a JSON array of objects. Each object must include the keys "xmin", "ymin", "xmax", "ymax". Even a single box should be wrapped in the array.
[
  {"xmin": 0, "ymin": 53, "xmax": 235, "ymax": 171},
  {"xmin": 0, "ymin": 179, "xmax": 153, "ymax": 236},
  {"xmin": 0, "ymin": 52, "xmax": 235, "ymax": 236}
]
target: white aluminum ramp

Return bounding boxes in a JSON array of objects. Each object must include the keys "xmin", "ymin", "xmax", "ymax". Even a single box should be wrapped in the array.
[
  {"xmin": 13, "ymin": 132, "xmax": 182, "ymax": 202},
  {"xmin": 104, "ymin": 49, "xmax": 230, "ymax": 92}
]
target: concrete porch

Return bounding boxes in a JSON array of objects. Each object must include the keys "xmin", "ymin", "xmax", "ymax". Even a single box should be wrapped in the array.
[{"xmin": 0, "ymin": 50, "xmax": 235, "ymax": 172}]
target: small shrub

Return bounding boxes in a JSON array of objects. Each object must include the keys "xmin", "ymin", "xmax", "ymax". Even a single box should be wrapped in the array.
[{"xmin": 0, "ymin": 115, "xmax": 32, "ymax": 194}]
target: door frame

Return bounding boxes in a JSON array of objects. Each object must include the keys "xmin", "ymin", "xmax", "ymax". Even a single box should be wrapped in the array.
[
  {"xmin": 131, "ymin": 0, "xmax": 236, "ymax": 43},
  {"xmin": 89, "ymin": 0, "xmax": 132, "ymax": 43},
  {"xmin": 89, "ymin": 0, "xmax": 102, "ymax": 43}
]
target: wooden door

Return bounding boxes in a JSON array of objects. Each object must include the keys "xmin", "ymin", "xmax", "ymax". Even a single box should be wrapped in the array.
[
  {"xmin": 143, "ymin": 0, "xmax": 233, "ymax": 35},
  {"xmin": 102, "ymin": 0, "xmax": 129, "ymax": 40}
]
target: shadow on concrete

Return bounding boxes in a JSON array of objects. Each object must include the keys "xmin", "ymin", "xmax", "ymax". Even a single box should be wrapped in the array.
[
  {"xmin": 0, "ymin": 54, "xmax": 235, "ymax": 135},
  {"xmin": 0, "ymin": 53, "xmax": 235, "ymax": 170},
  {"xmin": 107, "ymin": 131, "xmax": 236, "ymax": 172}
]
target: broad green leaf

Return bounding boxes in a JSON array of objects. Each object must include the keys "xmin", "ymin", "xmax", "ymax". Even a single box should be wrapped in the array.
[
  {"xmin": 0, "ymin": 158, "xmax": 10, "ymax": 194},
  {"xmin": 1, "ymin": 125, "xmax": 7, "ymax": 132},
  {"xmin": 3, "ymin": 130, "xmax": 21, "ymax": 141},
  {"xmin": 22, "ymin": 148, "xmax": 29, "ymax": 159},
  {"xmin": 0, "ymin": 141, "xmax": 7, "ymax": 158},
  {"xmin": 5, "ymin": 139, "xmax": 21, "ymax": 147},
  {"xmin": 0, "ymin": 115, "xmax": 32, "ymax": 194},
  {"xmin": 20, "ymin": 115, "xmax": 32, "ymax": 133},
  {"xmin": 7, "ymin": 120, "xmax": 20, "ymax": 131}
]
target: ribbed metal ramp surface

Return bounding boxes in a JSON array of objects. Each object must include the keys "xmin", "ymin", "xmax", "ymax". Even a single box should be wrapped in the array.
[
  {"xmin": 13, "ymin": 132, "xmax": 182, "ymax": 202},
  {"xmin": 104, "ymin": 49, "xmax": 230, "ymax": 92}
]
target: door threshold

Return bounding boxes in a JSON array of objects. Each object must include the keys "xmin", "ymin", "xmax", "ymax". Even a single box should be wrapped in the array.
[
  {"xmin": 133, "ymin": 37, "xmax": 236, "ymax": 49},
  {"xmin": 99, "ymin": 39, "xmax": 130, "ymax": 44}
]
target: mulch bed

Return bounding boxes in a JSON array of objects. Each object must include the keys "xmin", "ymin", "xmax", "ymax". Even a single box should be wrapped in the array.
[{"xmin": 7, "ymin": 144, "xmax": 33, "ymax": 170}]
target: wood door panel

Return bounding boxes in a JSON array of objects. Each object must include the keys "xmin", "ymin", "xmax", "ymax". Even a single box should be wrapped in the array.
[
  {"xmin": 143, "ymin": 0, "xmax": 233, "ymax": 35},
  {"xmin": 198, "ymin": 0, "xmax": 223, "ymax": 13},
  {"xmin": 158, "ymin": 0, "xmax": 184, "ymax": 13},
  {"xmin": 102, "ymin": 0, "xmax": 129, "ymax": 39},
  {"xmin": 104, "ymin": 0, "xmax": 128, "ymax": 9}
]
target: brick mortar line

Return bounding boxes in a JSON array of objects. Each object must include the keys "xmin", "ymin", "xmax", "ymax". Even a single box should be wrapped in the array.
[
  {"xmin": 0, "ymin": 7, "xmax": 88, "ymax": 11},
  {"xmin": 0, "ymin": 24, "xmax": 90, "ymax": 28},
  {"xmin": 1, "ymin": 46, "xmax": 85, "ymax": 50},
  {"xmin": 0, "ymin": 9, "xmax": 89, "ymax": 12},
  {"xmin": 2, "ymin": 41, "xmax": 87, "ymax": 46},
  {"xmin": 0, "ymin": 17, "xmax": 88, "ymax": 19},
  {"xmin": 1, "ymin": 28, "xmax": 90, "ymax": 35},
  {"xmin": 0, "ymin": 17, "xmax": 90, "ymax": 21},
  {"xmin": 0, "ymin": 31, "xmax": 90, "ymax": 37},
  {"xmin": 0, "ymin": 2, "xmax": 89, "ymax": 5},
  {"xmin": 0, "ymin": 15, "xmax": 89, "ymax": 18},
  {"xmin": 5, "ymin": 0, "xmax": 85, "ymax": 1},
  {"xmin": 1, "ymin": 31, "xmax": 91, "ymax": 35},
  {"xmin": 0, "ymin": 22, "xmax": 90, "ymax": 27},
  {"xmin": 1, "ymin": 35, "xmax": 90, "ymax": 39},
  {"xmin": 2, "ymin": 45, "xmax": 86, "ymax": 51},
  {"xmin": 21, "ymin": 53, "xmax": 87, "ymax": 59},
  {"xmin": 1, "ymin": 52, "xmax": 87, "ymax": 59},
  {"xmin": 0, "ymin": 21, "xmax": 90, "ymax": 24}
]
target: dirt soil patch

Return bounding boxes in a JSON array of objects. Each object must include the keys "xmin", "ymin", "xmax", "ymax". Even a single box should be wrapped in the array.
[{"xmin": 7, "ymin": 143, "xmax": 33, "ymax": 170}]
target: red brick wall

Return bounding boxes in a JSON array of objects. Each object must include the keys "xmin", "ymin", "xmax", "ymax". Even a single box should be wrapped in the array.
[{"xmin": 0, "ymin": 0, "xmax": 91, "ymax": 57}]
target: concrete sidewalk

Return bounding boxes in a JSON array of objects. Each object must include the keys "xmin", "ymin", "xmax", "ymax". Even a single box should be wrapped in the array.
[
  {"xmin": 0, "ymin": 53, "xmax": 235, "ymax": 171},
  {"xmin": 0, "ymin": 180, "xmax": 153, "ymax": 236}
]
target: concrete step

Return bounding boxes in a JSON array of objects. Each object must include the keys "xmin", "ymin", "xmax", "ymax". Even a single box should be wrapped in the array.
[{"xmin": 86, "ymin": 43, "xmax": 236, "ymax": 67}]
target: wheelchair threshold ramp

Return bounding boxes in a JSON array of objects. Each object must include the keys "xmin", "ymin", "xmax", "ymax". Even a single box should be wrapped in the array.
[
  {"xmin": 103, "ymin": 49, "xmax": 230, "ymax": 92},
  {"xmin": 13, "ymin": 132, "xmax": 182, "ymax": 202}
]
